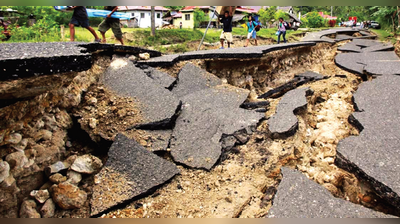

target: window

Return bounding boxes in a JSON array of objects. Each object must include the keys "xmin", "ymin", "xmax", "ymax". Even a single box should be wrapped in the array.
[
  {"xmin": 185, "ymin": 14, "xmax": 190, "ymax": 21},
  {"xmin": 131, "ymin": 13, "xmax": 135, "ymax": 17},
  {"xmin": 141, "ymin": 13, "xmax": 145, "ymax": 18},
  {"xmin": 157, "ymin": 13, "xmax": 161, "ymax": 19}
]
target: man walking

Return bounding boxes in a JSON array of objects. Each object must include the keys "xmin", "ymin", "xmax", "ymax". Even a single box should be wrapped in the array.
[
  {"xmin": 219, "ymin": 6, "xmax": 233, "ymax": 49},
  {"xmin": 98, "ymin": 6, "xmax": 124, "ymax": 45},
  {"xmin": 68, "ymin": 6, "xmax": 101, "ymax": 42}
]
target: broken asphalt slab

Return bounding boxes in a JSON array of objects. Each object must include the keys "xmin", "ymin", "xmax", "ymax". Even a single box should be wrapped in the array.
[
  {"xmin": 171, "ymin": 63, "xmax": 222, "ymax": 98},
  {"xmin": 170, "ymin": 86, "xmax": 264, "ymax": 170},
  {"xmin": 268, "ymin": 88, "xmax": 309, "ymax": 135},
  {"xmin": 267, "ymin": 167, "xmax": 395, "ymax": 218},
  {"xmin": 259, "ymin": 71, "xmax": 325, "ymax": 99},
  {"xmin": 138, "ymin": 42, "xmax": 316, "ymax": 67},
  {"xmin": 90, "ymin": 134, "xmax": 180, "ymax": 216},
  {"xmin": 140, "ymin": 66, "xmax": 176, "ymax": 89},
  {"xmin": 335, "ymin": 51, "xmax": 400, "ymax": 76},
  {"xmin": 338, "ymin": 40, "xmax": 394, "ymax": 53},
  {"xmin": 100, "ymin": 58, "xmax": 180, "ymax": 124},
  {"xmin": 0, "ymin": 42, "xmax": 161, "ymax": 80},
  {"xmin": 301, "ymin": 28, "xmax": 363, "ymax": 43},
  {"xmin": 336, "ymin": 75, "xmax": 400, "ymax": 210}
]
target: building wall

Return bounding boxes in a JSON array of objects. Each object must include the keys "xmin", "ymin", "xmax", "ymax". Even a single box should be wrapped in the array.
[
  {"xmin": 181, "ymin": 12, "xmax": 194, "ymax": 28},
  {"xmin": 173, "ymin": 18, "xmax": 183, "ymax": 27},
  {"xmin": 121, "ymin": 10, "xmax": 164, "ymax": 28}
]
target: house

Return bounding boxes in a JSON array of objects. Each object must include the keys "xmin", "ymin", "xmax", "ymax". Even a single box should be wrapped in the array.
[
  {"xmin": 277, "ymin": 6, "xmax": 294, "ymax": 14},
  {"xmin": 179, "ymin": 6, "xmax": 218, "ymax": 28},
  {"xmin": 118, "ymin": 6, "xmax": 170, "ymax": 28}
]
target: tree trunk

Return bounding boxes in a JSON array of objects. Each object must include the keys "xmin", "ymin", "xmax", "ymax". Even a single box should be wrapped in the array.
[
  {"xmin": 398, "ymin": 6, "xmax": 400, "ymax": 29},
  {"xmin": 151, "ymin": 6, "xmax": 155, "ymax": 37}
]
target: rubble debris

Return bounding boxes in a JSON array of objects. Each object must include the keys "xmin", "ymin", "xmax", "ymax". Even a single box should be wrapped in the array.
[
  {"xmin": 49, "ymin": 173, "xmax": 67, "ymax": 184},
  {"xmin": 51, "ymin": 182, "xmax": 88, "ymax": 210},
  {"xmin": 267, "ymin": 88, "xmax": 309, "ymax": 135},
  {"xmin": 139, "ymin": 53, "xmax": 150, "ymax": 60},
  {"xmin": 70, "ymin": 154, "xmax": 102, "ymax": 175},
  {"xmin": 336, "ymin": 75, "xmax": 400, "ymax": 210},
  {"xmin": 140, "ymin": 67, "xmax": 176, "ymax": 89},
  {"xmin": 267, "ymin": 168, "xmax": 394, "ymax": 218},
  {"xmin": 90, "ymin": 134, "xmax": 180, "ymax": 216},
  {"xmin": 44, "ymin": 161, "xmax": 71, "ymax": 177},
  {"xmin": 0, "ymin": 160, "xmax": 10, "ymax": 183},
  {"xmin": 30, "ymin": 189, "xmax": 50, "ymax": 204},
  {"xmin": 41, "ymin": 198, "xmax": 56, "ymax": 218},
  {"xmin": 100, "ymin": 58, "xmax": 180, "ymax": 125},
  {"xmin": 66, "ymin": 171, "xmax": 82, "ymax": 185},
  {"xmin": 19, "ymin": 200, "xmax": 41, "ymax": 218}
]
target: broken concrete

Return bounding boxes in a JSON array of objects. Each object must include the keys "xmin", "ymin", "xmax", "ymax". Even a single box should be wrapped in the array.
[
  {"xmin": 267, "ymin": 167, "xmax": 394, "ymax": 218},
  {"xmin": 172, "ymin": 63, "xmax": 222, "ymax": 98},
  {"xmin": 100, "ymin": 58, "xmax": 180, "ymax": 124},
  {"xmin": 140, "ymin": 66, "xmax": 176, "ymax": 89},
  {"xmin": 170, "ymin": 86, "xmax": 264, "ymax": 170},
  {"xmin": 338, "ymin": 41, "xmax": 394, "ymax": 53},
  {"xmin": 268, "ymin": 88, "xmax": 309, "ymax": 135},
  {"xmin": 90, "ymin": 134, "xmax": 180, "ymax": 216},
  {"xmin": 336, "ymin": 75, "xmax": 400, "ymax": 210},
  {"xmin": 301, "ymin": 28, "xmax": 362, "ymax": 43}
]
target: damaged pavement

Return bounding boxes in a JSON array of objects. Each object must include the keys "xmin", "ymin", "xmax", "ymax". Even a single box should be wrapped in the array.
[{"xmin": 1, "ymin": 27, "xmax": 400, "ymax": 218}]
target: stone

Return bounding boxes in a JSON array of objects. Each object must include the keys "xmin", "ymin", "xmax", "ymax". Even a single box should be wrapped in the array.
[
  {"xmin": 86, "ymin": 97, "xmax": 97, "ymax": 105},
  {"xmin": 88, "ymin": 118, "xmax": 97, "ymax": 129},
  {"xmin": 128, "ymin": 55, "xmax": 137, "ymax": 61},
  {"xmin": 170, "ymin": 86, "xmax": 264, "ymax": 169},
  {"xmin": 139, "ymin": 53, "xmax": 150, "ymax": 60},
  {"xmin": 66, "ymin": 170, "xmax": 82, "ymax": 185},
  {"xmin": 44, "ymin": 161, "xmax": 71, "ymax": 176},
  {"xmin": 100, "ymin": 58, "xmax": 180, "ymax": 124},
  {"xmin": 90, "ymin": 134, "xmax": 180, "ymax": 216},
  {"xmin": 12, "ymin": 138, "xmax": 28, "ymax": 151},
  {"xmin": 49, "ymin": 173, "xmax": 67, "ymax": 184},
  {"xmin": 34, "ymin": 129, "xmax": 52, "ymax": 142},
  {"xmin": 336, "ymin": 75, "xmax": 400, "ymax": 209},
  {"xmin": 51, "ymin": 182, "xmax": 87, "ymax": 210},
  {"xmin": 30, "ymin": 189, "xmax": 50, "ymax": 204},
  {"xmin": 172, "ymin": 63, "xmax": 222, "ymax": 98},
  {"xmin": 19, "ymin": 200, "xmax": 41, "ymax": 218},
  {"xmin": 142, "ymin": 67, "xmax": 176, "ymax": 89},
  {"xmin": 70, "ymin": 154, "xmax": 102, "ymax": 174},
  {"xmin": 4, "ymin": 133, "xmax": 22, "ymax": 145},
  {"xmin": 267, "ymin": 167, "xmax": 394, "ymax": 218},
  {"xmin": 268, "ymin": 88, "xmax": 308, "ymax": 134},
  {"xmin": 5, "ymin": 151, "xmax": 28, "ymax": 170},
  {"xmin": 40, "ymin": 198, "xmax": 56, "ymax": 218},
  {"xmin": 0, "ymin": 160, "xmax": 10, "ymax": 183}
]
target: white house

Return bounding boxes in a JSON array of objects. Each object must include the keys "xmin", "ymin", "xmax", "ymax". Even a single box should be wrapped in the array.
[{"xmin": 118, "ymin": 6, "xmax": 170, "ymax": 28}]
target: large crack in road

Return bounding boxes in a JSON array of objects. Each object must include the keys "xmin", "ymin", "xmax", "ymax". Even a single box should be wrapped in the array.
[{"xmin": 1, "ymin": 28, "xmax": 400, "ymax": 218}]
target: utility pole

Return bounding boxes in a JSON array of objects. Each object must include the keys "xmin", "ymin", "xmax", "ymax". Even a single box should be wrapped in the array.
[{"xmin": 151, "ymin": 6, "xmax": 155, "ymax": 37}]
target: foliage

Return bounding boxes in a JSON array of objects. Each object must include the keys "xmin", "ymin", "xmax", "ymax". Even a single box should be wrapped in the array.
[
  {"xmin": 258, "ymin": 6, "xmax": 277, "ymax": 27},
  {"xmin": 164, "ymin": 6, "xmax": 184, "ymax": 11},
  {"xmin": 305, "ymin": 11, "xmax": 325, "ymax": 28},
  {"xmin": 0, "ymin": 26, "xmax": 6, "ymax": 40},
  {"xmin": 300, "ymin": 17, "xmax": 308, "ymax": 28},
  {"xmin": 274, "ymin": 10, "xmax": 289, "ymax": 22},
  {"xmin": 8, "ymin": 16, "xmax": 60, "ymax": 42},
  {"xmin": 370, "ymin": 6, "xmax": 399, "ymax": 32},
  {"xmin": 193, "ymin": 9, "xmax": 205, "ymax": 29}
]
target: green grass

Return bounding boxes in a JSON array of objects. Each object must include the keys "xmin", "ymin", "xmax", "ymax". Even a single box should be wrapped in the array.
[{"xmin": 371, "ymin": 28, "xmax": 397, "ymax": 44}]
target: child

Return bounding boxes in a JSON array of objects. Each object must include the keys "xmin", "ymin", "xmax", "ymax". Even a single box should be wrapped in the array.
[
  {"xmin": 68, "ymin": 6, "xmax": 101, "ymax": 42},
  {"xmin": 244, "ymin": 15, "xmax": 258, "ymax": 47},
  {"xmin": 277, "ymin": 17, "xmax": 290, "ymax": 44},
  {"xmin": 98, "ymin": 6, "xmax": 124, "ymax": 45}
]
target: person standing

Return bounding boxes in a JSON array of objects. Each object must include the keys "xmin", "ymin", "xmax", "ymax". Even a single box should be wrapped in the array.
[
  {"xmin": 244, "ymin": 15, "xmax": 258, "ymax": 47},
  {"xmin": 98, "ymin": 6, "xmax": 124, "ymax": 45},
  {"xmin": 68, "ymin": 6, "xmax": 101, "ymax": 42},
  {"xmin": 277, "ymin": 17, "xmax": 289, "ymax": 44},
  {"xmin": 180, "ymin": 21, "xmax": 182, "ymax": 29},
  {"xmin": 219, "ymin": 6, "xmax": 233, "ymax": 49}
]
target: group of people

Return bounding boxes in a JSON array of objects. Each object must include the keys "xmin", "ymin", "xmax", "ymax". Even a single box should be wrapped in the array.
[
  {"xmin": 219, "ymin": 7, "xmax": 291, "ymax": 49},
  {"xmin": 68, "ymin": 6, "xmax": 124, "ymax": 45}
]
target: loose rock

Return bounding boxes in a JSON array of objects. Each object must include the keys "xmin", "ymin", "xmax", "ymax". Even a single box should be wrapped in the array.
[
  {"xmin": 139, "ymin": 53, "xmax": 150, "ymax": 60},
  {"xmin": 70, "ymin": 154, "xmax": 102, "ymax": 174},
  {"xmin": 0, "ymin": 160, "xmax": 10, "ymax": 183},
  {"xmin": 40, "ymin": 198, "xmax": 56, "ymax": 218},
  {"xmin": 44, "ymin": 161, "xmax": 71, "ymax": 176},
  {"xmin": 49, "ymin": 173, "xmax": 67, "ymax": 184},
  {"xmin": 30, "ymin": 189, "xmax": 50, "ymax": 204},
  {"xmin": 66, "ymin": 170, "xmax": 82, "ymax": 185},
  {"xmin": 51, "ymin": 182, "xmax": 87, "ymax": 210},
  {"xmin": 5, "ymin": 133, "xmax": 22, "ymax": 145},
  {"xmin": 34, "ymin": 129, "xmax": 53, "ymax": 142},
  {"xmin": 19, "ymin": 200, "xmax": 41, "ymax": 218}
]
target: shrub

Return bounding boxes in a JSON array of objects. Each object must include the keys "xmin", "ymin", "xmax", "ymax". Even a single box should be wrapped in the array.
[{"xmin": 305, "ymin": 12, "xmax": 325, "ymax": 28}]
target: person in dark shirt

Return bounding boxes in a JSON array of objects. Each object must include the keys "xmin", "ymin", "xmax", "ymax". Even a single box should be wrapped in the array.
[
  {"xmin": 219, "ymin": 6, "xmax": 233, "ymax": 49},
  {"xmin": 98, "ymin": 6, "xmax": 124, "ymax": 45},
  {"xmin": 68, "ymin": 6, "xmax": 100, "ymax": 42}
]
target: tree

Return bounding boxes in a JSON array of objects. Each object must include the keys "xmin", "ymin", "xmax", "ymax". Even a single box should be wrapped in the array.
[
  {"xmin": 165, "ymin": 6, "xmax": 184, "ymax": 11},
  {"xmin": 193, "ymin": 9, "xmax": 205, "ymax": 29},
  {"xmin": 151, "ymin": 6, "xmax": 155, "ymax": 37},
  {"xmin": 305, "ymin": 11, "xmax": 325, "ymax": 28},
  {"xmin": 258, "ymin": 6, "xmax": 276, "ymax": 28},
  {"xmin": 371, "ymin": 6, "xmax": 399, "ymax": 34},
  {"xmin": 274, "ymin": 10, "xmax": 289, "ymax": 22}
]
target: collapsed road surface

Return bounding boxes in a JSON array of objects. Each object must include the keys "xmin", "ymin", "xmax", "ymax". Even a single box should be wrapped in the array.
[{"xmin": 1, "ymin": 28, "xmax": 400, "ymax": 218}]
